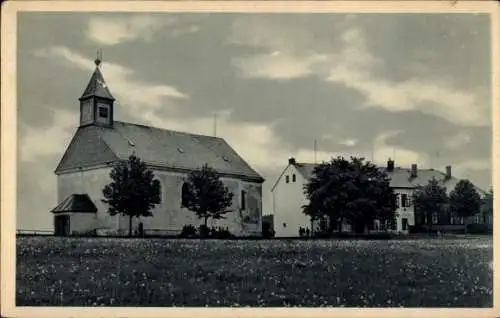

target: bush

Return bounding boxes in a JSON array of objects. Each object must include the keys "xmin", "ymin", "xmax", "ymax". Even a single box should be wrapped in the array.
[
  {"xmin": 187, "ymin": 225, "xmax": 234, "ymax": 239},
  {"xmin": 312, "ymin": 231, "xmax": 392, "ymax": 240},
  {"xmin": 211, "ymin": 227, "xmax": 234, "ymax": 239},
  {"xmin": 73, "ymin": 229, "xmax": 98, "ymax": 237},
  {"xmin": 467, "ymin": 223, "xmax": 492, "ymax": 235},
  {"xmin": 179, "ymin": 224, "xmax": 197, "ymax": 238}
]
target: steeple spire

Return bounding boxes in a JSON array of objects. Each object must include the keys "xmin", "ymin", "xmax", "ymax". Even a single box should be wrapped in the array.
[
  {"xmin": 78, "ymin": 50, "xmax": 115, "ymax": 128},
  {"xmin": 79, "ymin": 49, "xmax": 115, "ymax": 101},
  {"xmin": 95, "ymin": 48, "xmax": 102, "ymax": 67}
]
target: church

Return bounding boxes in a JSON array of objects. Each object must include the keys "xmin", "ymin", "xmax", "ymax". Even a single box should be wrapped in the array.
[{"xmin": 50, "ymin": 55, "xmax": 265, "ymax": 237}]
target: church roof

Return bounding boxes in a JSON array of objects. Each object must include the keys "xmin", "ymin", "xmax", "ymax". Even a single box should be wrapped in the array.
[
  {"xmin": 51, "ymin": 194, "xmax": 98, "ymax": 214},
  {"xmin": 79, "ymin": 65, "xmax": 115, "ymax": 101},
  {"xmin": 55, "ymin": 122, "xmax": 265, "ymax": 183}
]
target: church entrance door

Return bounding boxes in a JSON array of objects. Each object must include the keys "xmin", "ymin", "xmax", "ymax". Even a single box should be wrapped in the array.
[{"xmin": 54, "ymin": 215, "xmax": 70, "ymax": 236}]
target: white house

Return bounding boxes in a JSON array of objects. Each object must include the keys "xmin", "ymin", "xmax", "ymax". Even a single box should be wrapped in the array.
[
  {"xmin": 50, "ymin": 56, "xmax": 264, "ymax": 237},
  {"xmin": 271, "ymin": 157, "xmax": 488, "ymax": 237}
]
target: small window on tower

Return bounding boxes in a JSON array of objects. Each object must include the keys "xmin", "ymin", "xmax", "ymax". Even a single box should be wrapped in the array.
[{"xmin": 99, "ymin": 106, "xmax": 108, "ymax": 118}]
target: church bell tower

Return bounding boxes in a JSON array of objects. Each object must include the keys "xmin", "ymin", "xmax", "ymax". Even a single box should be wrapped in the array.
[{"xmin": 79, "ymin": 50, "xmax": 115, "ymax": 128}]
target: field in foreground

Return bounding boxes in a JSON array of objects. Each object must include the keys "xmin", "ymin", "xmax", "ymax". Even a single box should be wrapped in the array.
[{"xmin": 16, "ymin": 236, "xmax": 492, "ymax": 307}]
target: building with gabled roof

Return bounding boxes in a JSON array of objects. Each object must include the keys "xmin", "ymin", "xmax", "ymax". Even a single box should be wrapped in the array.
[
  {"xmin": 271, "ymin": 157, "xmax": 488, "ymax": 237},
  {"xmin": 51, "ymin": 56, "xmax": 264, "ymax": 237}
]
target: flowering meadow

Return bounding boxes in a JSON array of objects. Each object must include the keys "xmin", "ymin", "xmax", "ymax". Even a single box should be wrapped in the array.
[{"xmin": 16, "ymin": 236, "xmax": 492, "ymax": 307}]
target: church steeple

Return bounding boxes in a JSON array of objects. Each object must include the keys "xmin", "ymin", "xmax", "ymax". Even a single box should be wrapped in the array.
[{"xmin": 79, "ymin": 50, "xmax": 115, "ymax": 128}]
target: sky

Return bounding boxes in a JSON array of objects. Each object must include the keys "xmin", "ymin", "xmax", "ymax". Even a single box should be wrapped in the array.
[{"xmin": 16, "ymin": 12, "xmax": 492, "ymax": 231}]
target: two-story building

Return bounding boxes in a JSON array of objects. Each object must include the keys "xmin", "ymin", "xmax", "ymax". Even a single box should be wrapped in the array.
[{"xmin": 271, "ymin": 157, "xmax": 488, "ymax": 237}]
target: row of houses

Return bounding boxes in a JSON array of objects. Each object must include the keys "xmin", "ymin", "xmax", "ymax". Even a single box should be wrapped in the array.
[
  {"xmin": 269, "ymin": 158, "xmax": 490, "ymax": 237},
  {"xmin": 50, "ymin": 56, "xmax": 491, "ymax": 237}
]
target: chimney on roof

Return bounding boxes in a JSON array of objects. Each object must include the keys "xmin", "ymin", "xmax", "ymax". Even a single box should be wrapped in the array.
[
  {"xmin": 410, "ymin": 164, "xmax": 418, "ymax": 178},
  {"xmin": 288, "ymin": 157, "xmax": 296, "ymax": 165},
  {"xmin": 387, "ymin": 158, "xmax": 395, "ymax": 172},
  {"xmin": 445, "ymin": 165, "xmax": 452, "ymax": 179}
]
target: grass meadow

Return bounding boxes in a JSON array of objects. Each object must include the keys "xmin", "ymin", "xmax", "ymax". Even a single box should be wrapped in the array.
[{"xmin": 16, "ymin": 236, "xmax": 492, "ymax": 307}]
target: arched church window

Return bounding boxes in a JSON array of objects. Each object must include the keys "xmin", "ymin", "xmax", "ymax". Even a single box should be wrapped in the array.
[
  {"xmin": 241, "ymin": 190, "xmax": 247, "ymax": 210},
  {"xmin": 152, "ymin": 179, "xmax": 162, "ymax": 204},
  {"xmin": 181, "ymin": 182, "xmax": 189, "ymax": 207}
]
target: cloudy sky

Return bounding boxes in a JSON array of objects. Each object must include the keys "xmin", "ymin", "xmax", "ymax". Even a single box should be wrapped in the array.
[{"xmin": 17, "ymin": 12, "xmax": 492, "ymax": 231}]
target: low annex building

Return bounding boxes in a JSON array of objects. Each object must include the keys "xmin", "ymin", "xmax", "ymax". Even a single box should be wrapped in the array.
[
  {"xmin": 271, "ymin": 157, "xmax": 489, "ymax": 238},
  {"xmin": 51, "ymin": 56, "xmax": 264, "ymax": 237}
]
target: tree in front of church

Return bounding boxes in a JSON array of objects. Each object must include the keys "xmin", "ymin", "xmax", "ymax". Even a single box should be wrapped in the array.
[
  {"xmin": 302, "ymin": 156, "xmax": 397, "ymax": 234},
  {"xmin": 449, "ymin": 179, "xmax": 482, "ymax": 234},
  {"xmin": 181, "ymin": 164, "xmax": 234, "ymax": 237},
  {"xmin": 102, "ymin": 154, "xmax": 161, "ymax": 237},
  {"xmin": 412, "ymin": 177, "xmax": 448, "ymax": 233}
]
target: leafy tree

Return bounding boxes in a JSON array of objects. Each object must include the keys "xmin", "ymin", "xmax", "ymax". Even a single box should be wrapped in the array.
[
  {"xmin": 182, "ymin": 164, "xmax": 234, "ymax": 235},
  {"xmin": 449, "ymin": 179, "xmax": 482, "ymax": 233},
  {"xmin": 412, "ymin": 177, "xmax": 448, "ymax": 232},
  {"xmin": 102, "ymin": 154, "xmax": 161, "ymax": 237},
  {"xmin": 482, "ymin": 188, "xmax": 493, "ymax": 223},
  {"xmin": 302, "ymin": 156, "xmax": 397, "ymax": 234}
]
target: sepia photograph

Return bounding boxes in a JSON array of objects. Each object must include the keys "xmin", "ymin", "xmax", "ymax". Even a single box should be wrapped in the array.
[{"xmin": 2, "ymin": 1, "xmax": 498, "ymax": 317}]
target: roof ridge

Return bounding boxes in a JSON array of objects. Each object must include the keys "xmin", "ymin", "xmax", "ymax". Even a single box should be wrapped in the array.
[
  {"xmin": 114, "ymin": 120, "xmax": 225, "ymax": 140},
  {"xmin": 295, "ymin": 161, "xmax": 448, "ymax": 173}
]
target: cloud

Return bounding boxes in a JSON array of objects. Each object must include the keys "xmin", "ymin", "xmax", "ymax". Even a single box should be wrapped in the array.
[
  {"xmin": 171, "ymin": 24, "xmax": 200, "ymax": 37},
  {"xmin": 230, "ymin": 17, "xmax": 489, "ymax": 127},
  {"xmin": 33, "ymin": 46, "xmax": 188, "ymax": 113},
  {"xmin": 86, "ymin": 15, "xmax": 201, "ymax": 46},
  {"xmin": 372, "ymin": 131, "xmax": 428, "ymax": 168},
  {"xmin": 326, "ymin": 28, "xmax": 488, "ymax": 127},
  {"xmin": 140, "ymin": 110, "xmax": 290, "ymax": 172},
  {"xmin": 444, "ymin": 132, "xmax": 471, "ymax": 150},
  {"xmin": 86, "ymin": 15, "xmax": 168, "ymax": 46},
  {"xmin": 233, "ymin": 52, "xmax": 329, "ymax": 80},
  {"xmin": 20, "ymin": 109, "xmax": 77, "ymax": 162}
]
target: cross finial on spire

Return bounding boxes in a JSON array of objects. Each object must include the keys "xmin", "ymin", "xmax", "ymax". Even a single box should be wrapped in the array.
[{"xmin": 95, "ymin": 49, "xmax": 102, "ymax": 67}]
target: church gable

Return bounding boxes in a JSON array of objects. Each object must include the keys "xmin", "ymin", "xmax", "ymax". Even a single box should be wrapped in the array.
[{"xmin": 55, "ymin": 126, "xmax": 118, "ymax": 174}]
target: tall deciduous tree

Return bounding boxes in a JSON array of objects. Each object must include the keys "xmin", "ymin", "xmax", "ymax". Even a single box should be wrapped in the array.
[
  {"xmin": 449, "ymin": 179, "xmax": 482, "ymax": 234},
  {"xmin": 482, "ymin": 188, "xmax": 493, "ymax": 224},
  {"xmin": 182, "ymin": 164, "xmax": 234, "ymax": 234},
  {"xmin": 102, "ymin": 154, "xmax": 161, "ymax": 237},
  {"xmin": 412, "ymin": 177, "xmax": 448, "ymax": 232},
  {"xmin": 302, "ymin": 156, "xmax": 397, "ymax": 234}
]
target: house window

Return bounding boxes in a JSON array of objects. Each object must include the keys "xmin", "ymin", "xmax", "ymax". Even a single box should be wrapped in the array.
[
  {"xmin": 241, "ymin": 190, "xmax": 246, "ymax": 210},
  {"xmin": 152, "ymin": 179, "xmax": 161, "ymax": 204},
  {"xmin": 285, "ymin": 175, "xmax": 290, "ymax": 183},
  {"xmin": 99, "ymin": 106, "xmax": 108, "ymax": 118},
  {"xmin": 283, "ymin": 223, "xmax": 287, "ymax": 228},
  {"xmin": 292, "ymin": 174, "xmax": 296, "ymax": 182},
  {"xmin": 181, "ymin": 182, "xmax": 189, "ymax": 207},
  {"xmin": 401, "ymin": 194, "xmax": 409, "ymax": 208},
  {"xmin": 391, "ymin": 217, "xmax": 397, "ymax": 231},
  {"xmin": 402, "ymin": 218, "xmax": 408, "ymax": 231}
]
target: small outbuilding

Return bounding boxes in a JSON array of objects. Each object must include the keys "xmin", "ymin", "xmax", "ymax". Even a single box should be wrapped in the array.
[{"xmin": 51, "ymin": 194, "xmax": 98, "ymax": 236}]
